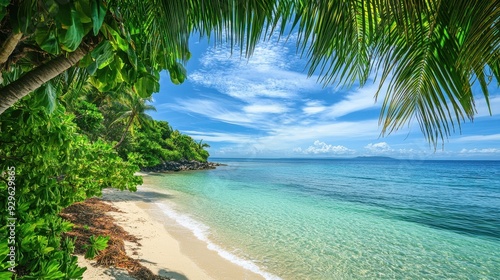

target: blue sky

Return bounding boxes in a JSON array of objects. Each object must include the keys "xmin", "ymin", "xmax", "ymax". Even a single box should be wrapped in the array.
[{"xmin": 150, "ymin": 35, "xmax": 500, "ymax": 160}]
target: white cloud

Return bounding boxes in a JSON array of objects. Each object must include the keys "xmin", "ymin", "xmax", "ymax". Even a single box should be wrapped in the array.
[
  {"xmin": 265, "ymin": 120, "xmax": 381, "ymax": 143},
  {"xmin": 183, "ymin": 131, "xmax": 255, "ymax": 143},
  {"xmin": 164, "ymin": 98, "xmax": 268, "ymax": 128},
  {"xmin": 364, "ymin": 142, "xmax": 393, "ymax": 153},
  {"xmin": 190, "ymin": 40, "xmax": 321, "ymax": 103},
  {"xmin": 474, "ymin": 96, "xmax": 500, "ymax": 117},
  {"xmin": 325, "ymin": 85, "xmax": 380, "ymax": 118},
  {"xmin": 460, "ymin": 148, "xmax": 500, "ymax": 154},
  {"xmin": 243, "ymin": 103, "xmax": 289, "ymax": 114},
  {"xmin": 183, "ymin": 120, "xmax": 381, "ymax": 156},
  {"xmin": 456, "ymin": 134, "xmax": 500, "ymax": 142},
  {"xmin": 302, "ymin": 100, "xmax": 327, "ymax": 115},
  {"xmin": 295, "ymin": 140, "xmax": 355, "ymax": 155}
]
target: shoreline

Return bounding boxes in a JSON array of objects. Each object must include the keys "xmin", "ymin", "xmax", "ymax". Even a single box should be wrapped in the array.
[{"xmin": 82, "ymin": 185, "xmax": 264, "ymax": 280}]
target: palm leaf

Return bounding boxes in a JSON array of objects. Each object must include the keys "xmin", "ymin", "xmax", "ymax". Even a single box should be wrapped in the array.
[
  {"xmin": 105, "ymin": 0, "xmax": 498, "ymax": 146},
  {"xmin": 370, "ymin": 0, "xmax": 498, "ymax": 146}
]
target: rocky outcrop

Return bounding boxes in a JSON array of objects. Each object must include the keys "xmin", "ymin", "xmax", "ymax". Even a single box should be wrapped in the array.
[{"xmin": 140, "ymin": 160, "xmax": 225, "ymax": 173}]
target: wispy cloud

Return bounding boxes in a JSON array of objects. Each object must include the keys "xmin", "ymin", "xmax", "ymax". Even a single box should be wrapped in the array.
[
  {"xmin": 455, "ymin": 134, "xmax": 500, "ymax": 142},
  {"xmin": 267, "ymin": 120, "xmax": 380, "ymax": 142},
  {"xmin": 302, "ymin": 100, "xmax": 327, "ymax": 115},
  {"xmin": 184, "ymin": 119, "xmax": 382, "ymax": 157},
  {"xmin": 190, "ymin": 41, "xmax": 321, "ymax": 103},
  {"xmin": 460, "ymin": 148, "xmax": 500, "ymax": 154},
  {"xmin": 183, "ymin": 131, "xmax": 256, "ymax": 144},
  {"xmin": 243, "ymin": 103, "xmax": 290, "ymax": 114},
  {"xmin": 324, "ymin": 83, "xmax": 382, "ymax": 119},
  {"xmin": 165, "ymin": 98, "xmax": 259, "ymax": 127},
  {"xmin": 474, "ymin": 96, "xmax": 500, "ymax": 117}
]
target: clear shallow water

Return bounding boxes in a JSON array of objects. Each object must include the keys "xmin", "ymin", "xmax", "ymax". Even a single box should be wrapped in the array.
[{"xmin": 146, "ymin": 158, "xmax": 500, "ymax": 279}]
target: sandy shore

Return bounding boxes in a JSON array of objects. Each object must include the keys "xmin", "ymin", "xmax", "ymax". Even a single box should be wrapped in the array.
[{"xmin": 79, "ymin": 183, "xmax": 264, "ymax": 280}]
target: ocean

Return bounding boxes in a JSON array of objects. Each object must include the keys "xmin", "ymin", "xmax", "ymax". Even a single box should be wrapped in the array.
[{"xmin": 144, "ymin": 158, "xmax": 500, "ymax": 279}]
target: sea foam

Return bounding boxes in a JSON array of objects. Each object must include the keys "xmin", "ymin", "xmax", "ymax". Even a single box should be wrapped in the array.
[{"xmin": 155, "ymin": 202, "xmax": 282, "ymax": 280}]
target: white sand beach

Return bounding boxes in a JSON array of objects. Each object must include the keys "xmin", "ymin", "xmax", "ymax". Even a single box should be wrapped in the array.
[{"xmin": 77, "ymin": 184, "xmax": 263, "ymax": 280}]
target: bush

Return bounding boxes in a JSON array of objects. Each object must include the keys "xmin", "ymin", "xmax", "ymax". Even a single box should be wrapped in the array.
[{"xmin": 0, "ymin": 99, "xmax": 141, "ymax": 279}]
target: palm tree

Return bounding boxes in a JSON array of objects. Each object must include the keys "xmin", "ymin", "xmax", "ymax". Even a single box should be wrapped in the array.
[
  {"xmin": 0, "ymin": 0, "xmax": 498, "ymax": 145},
  {"xmin": 111, "ymin": 91, "xmax": 156, "ymax": 148},
  {"xmin": 197, "ymin": 139, "xmax": 210, "ymax": 150},
  {"xmin": 195, "ymin": 139, "xmax": 211, "ymax": 162}
]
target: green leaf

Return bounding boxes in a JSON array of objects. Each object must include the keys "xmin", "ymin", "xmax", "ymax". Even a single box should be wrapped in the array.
[
  {"xmin": 127, "ymin": 47, "xmax": 138, "ymax": 69},
  {"xmin": 58, "ymin": 7, "xmax": 85, "ymax": 52},
  {"xmin": 168, "ymin": 62, "xmax": 187, "ymax": 85},
  {"xmin": 93, "ymin": 236, "xmax": 110, "ymax": 250},
  {"xmin": 35, "ymin": 82, "xmax": 58, "ymax": 114},
  {"xmin": 11, "ymin": 0, "xmax": 32, "ymax": 33},
  {"xmin": 64, "ymin": 256, "xmax": 87, "ymax": 279},
  {"xmin": 134, "ymin": 74, "xmax": 159, "ymax": 98},
  {"xmin": 84, "ymin": 235, "xmax": 109, "ymax": 259},
  {"xmin": 43, "ymin": 0, "xmax": 59, "ymax": 16},
  {"xmin": 86, "ymin": 61, "xmax": 98, "ymax": 75},
  {"xmin": 74, "ymin": 0, "xmax": 92, "ymax": 23},
  {"xmin": 96, "ymin": 66, "xmax": 119, "ymax": 86},
  {"xmin": 35, "ymin": 26, "xmax": 61, "ymax": 55},
  {"xmin": 0, "ymin": 272, "xmax": 13, "ymax": 279},
  {"xmin": 79, "ymin": 53, "xmax": 93, "ymax": 68},
  {"xmin": 39, "ymin": 259, "xmax": 65, "ymax": 279},
  {"xmin": 0, "ymin": 0, "xmax": 9, "ymax": 22},
  {"xmin": 91, "ymin": 41, "xmax": 115, "ymax": 69},
  {"xmin": 101, "ymin": 23, "xmax": 130, "ymax": 52},
  {"xmin": 91, "ymin": 0, "xmax": 107, "ymax": 36},
  {"xmin": 43, "ymin": 247, "xmax": 55, "ymax": 254}
]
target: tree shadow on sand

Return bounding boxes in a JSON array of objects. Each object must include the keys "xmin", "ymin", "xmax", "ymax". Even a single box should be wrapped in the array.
[{"xmin": 158, "ymin": 269, "xmax": 189, "ymax": 280}]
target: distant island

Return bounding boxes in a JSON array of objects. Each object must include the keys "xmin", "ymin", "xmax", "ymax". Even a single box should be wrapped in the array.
[{"xmin": 354, "ymin": 156, "xmax": 398, "ymax": 160}]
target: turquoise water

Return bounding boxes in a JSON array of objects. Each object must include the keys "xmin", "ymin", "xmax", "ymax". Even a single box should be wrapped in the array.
[{"xmin": 146, "ymin": 158, "xmax": 500, "ymax": 279}]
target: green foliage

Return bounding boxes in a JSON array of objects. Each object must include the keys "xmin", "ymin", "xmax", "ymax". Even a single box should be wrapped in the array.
[
  {"xmin": 0, "ymin": 0, "xmax": 8, "ymax": 22},
  {"xmin": 116, "ymin": 120, "xmax": 211, "ymax": 167},
  {"xmin": 84, "ymin": 235, "xmax": 109, "ymax": 259},
  {"xmin": 168, "ymin": 62, "xmax": 187, "ymax": 85},
  {"xmin": 29, "ymin": 0, "xmax": 102, "ymax": 54},
  {"xmin": 91, "ymin": 0, "xmax": 107, "ymax": 36},
  {"xmin": 35, "ymin": 83, "xmax": 58, "ymax": 114},
  {"xmin": 0, "ymin": 94, "xmax": 141, "ymax": 278},
  {"xmin": 0, "ymin": 2, "xmax": 211, "ymax": 278},
  {"xmin": 72, "ymin": 100, "xmax": 105, "ymax": 138},
  {"xmin": 0, "ymin": 77, "xmax": 206, "ymax": 279},
  {"xmin": 0, "ymin": 239, "xmax": 13, "ymax": 279}
]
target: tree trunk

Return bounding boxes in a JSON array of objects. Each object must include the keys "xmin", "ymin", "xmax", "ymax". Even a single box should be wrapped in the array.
[
  {"xmin": 0, "ymin": 32, "xmax": 23, "ymax": 65},
  {"xmin": 114, "ymin": 115, "xmax": 135, "ymax": 149},
  {"xmin": 0, "ymin": 47, "xmax": 88, "ymax": 115}
]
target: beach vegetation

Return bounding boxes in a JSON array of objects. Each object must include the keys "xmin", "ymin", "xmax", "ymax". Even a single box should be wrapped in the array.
[
  {"xmin": 0, "ymin": 92, "xmax": 142, "ymax": 278},
  {"xmin": 0, "ymin": 81, "xmax": 208, "ymax": 277},
  {"xmin": 84, "ymin": 235, "xmax": 110, "ymax": 260}
]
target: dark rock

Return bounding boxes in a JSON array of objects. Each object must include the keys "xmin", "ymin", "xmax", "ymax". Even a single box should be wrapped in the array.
[{"xmin": 140, "ymin": 160, "xmax": 226, "ymax": 173}]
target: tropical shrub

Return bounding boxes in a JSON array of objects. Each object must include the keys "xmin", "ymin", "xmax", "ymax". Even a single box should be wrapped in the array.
[{"xmin": 0, "ymin": 95, "xmax": 141, "ymax": 279}]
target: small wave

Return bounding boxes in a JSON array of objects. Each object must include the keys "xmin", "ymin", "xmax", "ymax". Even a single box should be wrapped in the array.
[{"xmin": 155, "ymin": 203, "xmax": 282, "ymax": 280}]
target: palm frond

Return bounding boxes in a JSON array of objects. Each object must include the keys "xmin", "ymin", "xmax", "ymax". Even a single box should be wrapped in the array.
[
  {"xmin": 106, "ymin": 0, "xmax": 499, "ymax": 146},
  {"xmin": 370, "ymin": 0, "xmax": 498, "ymax": 146}
]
